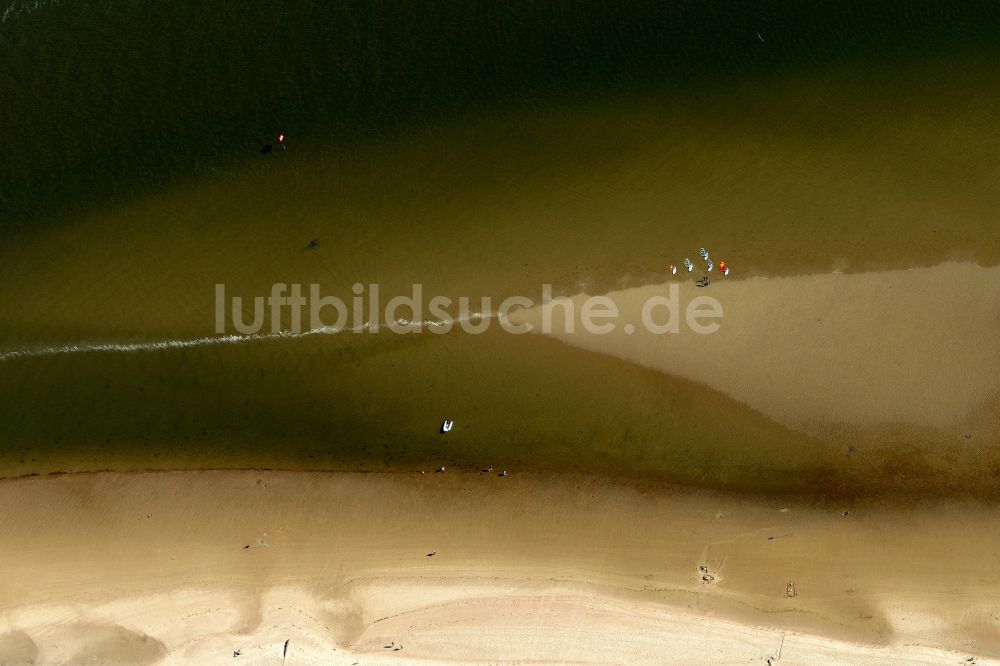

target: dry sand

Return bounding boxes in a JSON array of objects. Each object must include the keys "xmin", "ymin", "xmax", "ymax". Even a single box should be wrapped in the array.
[{"xmin": 1, "ymin": 470, "xmax": 999, "ymax": 664}]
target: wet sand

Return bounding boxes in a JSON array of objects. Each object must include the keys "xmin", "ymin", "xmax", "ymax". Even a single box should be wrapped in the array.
[
  {"xmin": 1, "ymin": 470, "xmax": 999, "ymax": 664},
  {"xmin": 511, "ymin": 261, "xmax": 1000, "ymax": 431}
]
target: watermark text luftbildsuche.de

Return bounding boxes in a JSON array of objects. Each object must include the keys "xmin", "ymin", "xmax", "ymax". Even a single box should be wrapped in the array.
[{"xmin": 214, "ymin": 283, "xmax": 723, "ymax": 336}]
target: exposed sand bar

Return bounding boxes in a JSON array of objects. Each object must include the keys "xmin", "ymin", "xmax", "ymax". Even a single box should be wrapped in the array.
[
  {"xmin": 1, "ymin": 470, "xmax": 999, "ymax": 663},
  {"xmin": 510, "ymin": 262, "xmax": 1000, "ymax": 432}
]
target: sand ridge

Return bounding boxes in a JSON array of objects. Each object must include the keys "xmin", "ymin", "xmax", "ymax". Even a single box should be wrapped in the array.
[{"xmin": 509, "ymin": 261, "xmax": 1000, "ymax": 431}]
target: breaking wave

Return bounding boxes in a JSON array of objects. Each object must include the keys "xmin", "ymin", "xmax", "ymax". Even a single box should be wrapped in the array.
[{"xmin": 0, "ymin": 312, "xmax": 498, "ymax": 362}]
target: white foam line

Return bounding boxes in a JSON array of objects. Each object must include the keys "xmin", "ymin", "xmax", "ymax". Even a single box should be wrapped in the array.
[
  {"xmin": 0, "ymin": 312, "xmax": 497, "ymax": 363},
  {"xmin": 1, "ymin": 0, "xmax": 58, "ymax": 26}
]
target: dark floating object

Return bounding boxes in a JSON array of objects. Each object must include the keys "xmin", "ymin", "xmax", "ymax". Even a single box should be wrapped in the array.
[
  {"xmin": 261, "ymin": 144, "xmax": 273, "ymax": 154},
  {"xmin": 306, "ymin": 239, "xmax": 320, "ymax": 250}
]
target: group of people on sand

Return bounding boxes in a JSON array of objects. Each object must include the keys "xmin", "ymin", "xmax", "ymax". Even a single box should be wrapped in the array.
[{"xmin": 668, "ymin": 247, "xmax": 729, "ymax": 286}]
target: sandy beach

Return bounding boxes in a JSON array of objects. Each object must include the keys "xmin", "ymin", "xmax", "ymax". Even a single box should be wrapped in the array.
[
  {"xmin": 2, "ymin": 469, "xmax": 1000, "ymax": 664},
  {"xmin": 1, "ymin": 261, "xmax": 996, "ymax": 662},
  {"xmin": 4, "ymin": 4, "xmax": 1000, "ymax": 662}
]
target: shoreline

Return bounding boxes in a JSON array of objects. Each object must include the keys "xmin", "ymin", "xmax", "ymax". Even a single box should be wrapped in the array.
[
  {"xmin": 0, "ymin": 262, "xmax": 997, "ymax": 500},
  {"xmin": 2, "ymin": 469, "xmax": 999, "ymax": 663},
  {"xmin": 0, "ymin": 318, "xmax": 845, "ymax": 497},
  {"xmin": 5, "ymin": 5, "xmax": 1000, "ymax": 663}
]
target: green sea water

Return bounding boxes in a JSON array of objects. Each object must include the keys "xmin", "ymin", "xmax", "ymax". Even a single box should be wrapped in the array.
[
  {"xmin": 1, "ymin": 1, "xmax": 999, "ymax": 495},
  {"xmin": 4, "ymin": 0, "xmax": 1000, "ymax": 229}
]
